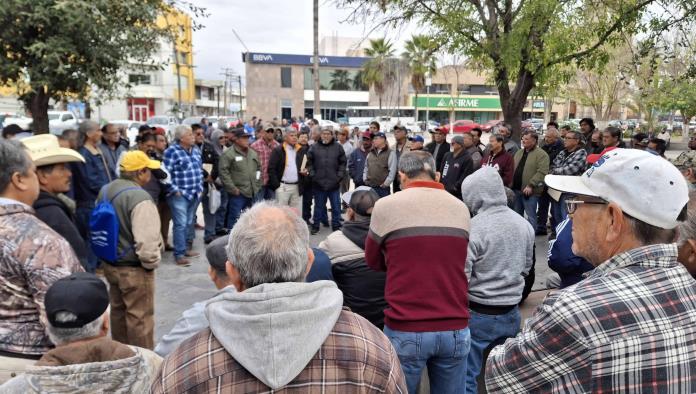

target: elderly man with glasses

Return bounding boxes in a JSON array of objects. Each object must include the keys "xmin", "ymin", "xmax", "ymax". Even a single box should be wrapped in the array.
[
  {"xmin": 486, "ymin": 148, "xmax": 696, "ymax": 393},
  {"xmin": 547, "ymin": 130, "xmax": 587, "ymax": 232}
]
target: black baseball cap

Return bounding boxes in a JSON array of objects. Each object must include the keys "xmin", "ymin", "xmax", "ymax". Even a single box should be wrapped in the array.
[
  {"xmin": 45, "ymin": 273, "xmax": 109, "ymax": 328},
  {"xmin": 233, "ymin": 128, "xmax": 250, "ymax": 138}
]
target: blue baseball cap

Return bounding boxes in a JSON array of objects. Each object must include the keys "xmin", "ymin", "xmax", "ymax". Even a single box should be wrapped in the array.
[
  {"xmin": 373, "ymin": 132, "xmax": 387, "ymax": 139},
  {"xmin": 408, "ymin": 135, "xmax": 424, "ymax": 143}
]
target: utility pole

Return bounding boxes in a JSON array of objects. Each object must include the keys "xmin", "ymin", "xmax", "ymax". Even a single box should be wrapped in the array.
[
  {"xmin": 220, "ymin": 68, "xmax": 235, "ymax": 117},
  {"xmin": 238, "ymin": 75, "xmax": 243, "ymax": 119},
  {"xmin": 216, "ymin": 85, "xmax": 221, "ymax": 117},
  {"xmin": 312, "ymin": 0, "xmax": 320, "ymax": 120}
]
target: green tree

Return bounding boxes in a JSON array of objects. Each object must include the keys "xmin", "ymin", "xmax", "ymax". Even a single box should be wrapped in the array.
[
  {"xmin": 329, "ymin": 70, "xmax": 353, "ymax": 90},
  {"xmin": 403, "ymin": 35, "xmax": 438, "ymax": 122},
  {"xmin": 363, "ymin": 38, "xmax": 396, "ymax": 110},
  {"xmin": 352, "ymin": 70, "xmax": 368, "ymax": 90},
  {"xmin": 341, "ymin": 0, "xmax": 696, "ymax": 139},
  {"xmin": 0, "ymin": 0, "xmax": 203, "ymax": 134}
]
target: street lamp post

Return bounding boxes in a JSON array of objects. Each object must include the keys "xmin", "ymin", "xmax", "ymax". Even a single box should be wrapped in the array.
[{"xmin": 425, "ymin": 73, "xmax": 432, "ymax": 132}]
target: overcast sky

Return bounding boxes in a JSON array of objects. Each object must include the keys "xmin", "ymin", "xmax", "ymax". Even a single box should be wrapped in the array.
[{"xmin": 191, "ymin": 0, "xmax": 417, "ymax": 82}]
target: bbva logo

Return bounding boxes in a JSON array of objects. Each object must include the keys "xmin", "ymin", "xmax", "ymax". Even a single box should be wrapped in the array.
[
  {"xmin": 253, "ymin": 54, "xmax": 273, "ymax": 62},
  {"xmin": 309, "ymin": 56, "xmax": 330, "ymax": 64}
]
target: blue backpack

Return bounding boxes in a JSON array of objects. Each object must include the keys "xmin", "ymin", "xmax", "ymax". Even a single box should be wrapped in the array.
[{"xmin": 90, "ymin": 185, "xmax": 140, "ymax": 262}]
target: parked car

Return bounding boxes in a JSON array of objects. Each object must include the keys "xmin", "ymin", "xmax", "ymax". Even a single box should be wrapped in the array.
[
  {"xmin": 416, "ymin": 120, "xmax": 440, "ymax": 132},
  {"xmin": 48, "ymin": 111, "xmax": 80, "ymax": 134},
  {"xmin": 110, "ymin": 120, "xmax": 142, "ymax": 146},
  {"xmin": 146, "ymin": 115, "xmax": 179, "ymax": 141},
  {"xmin": 480, "ymin": 119, "xmax": 502, "ymax": 132},
  {"xmin": 2, "ymin": 113, "xmax": 33, "ymax": 130},
  {"xmin": 690, "ymin": 120, "xmax": 696, "ymax": 132},
  {"xmin": 217, "ymin": 116, "xmax": 240, "ymax": 129},
  {"xmin": 318, "ymin": 119, "xmax": 341, "ymax": 130},
  {"xmin": 528, "ymin": 118, "xmax": 545, "ymax": 133},
  {"xmin": 181, "ymin": 116, "xmax": 203, "ymax": 126},
  {"xmin": 439, "ymin": 119, "xmax": 481, "ymax": 134}
]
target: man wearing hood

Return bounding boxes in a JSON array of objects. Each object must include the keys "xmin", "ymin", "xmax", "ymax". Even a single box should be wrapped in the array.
[
  {"xmin": 460, "ymin": 166, "xmax": 535, "ymax": 393},
  {"xmin": 152, "ymin": 202, "xmax": 406, "ymax": 393},
  {"xmin": 318, "ymin": 186, "xmax": 387, "ymax": 329},
  {"xmin": 24, "ymin": 134, "xmax": 89, "ymax": 270},
  {"xmin": 0, "ymin": 273, "xmax": 162, "ymax": 393}
]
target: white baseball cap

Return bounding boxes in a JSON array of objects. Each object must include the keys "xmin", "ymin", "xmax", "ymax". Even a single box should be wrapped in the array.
[{"xmin": 545, "ymin": 148, "xmax": 688, "ymax": 229}]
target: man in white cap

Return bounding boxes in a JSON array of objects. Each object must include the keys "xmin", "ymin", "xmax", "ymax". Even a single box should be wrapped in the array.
[
  {"xmin": 486, "ymin": 148, "xmax": 696, "ymax": 393},
  {"xmin": 23, "ymin": 134, "xmax": 89, "ymax": 270}
]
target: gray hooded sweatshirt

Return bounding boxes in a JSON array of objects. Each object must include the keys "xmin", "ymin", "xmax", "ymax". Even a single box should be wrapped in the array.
[
  {"xmin": 461, "ymin": 166, "xmax": 534, "ymax": 306},
  {"xmin": 205, "ymin": 280, "xmax": 343, "ymax": 389}
]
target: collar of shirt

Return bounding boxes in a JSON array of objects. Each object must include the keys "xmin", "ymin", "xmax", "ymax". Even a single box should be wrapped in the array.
[
  {"xmin": 0, "ymin": 197, "xmax": 30, "ymax": 209},
  {"xmin": 404, "ymin": 180, "xmax": 445, "ymax": 190},
  {"xmin": 589, "ymin": 243, "xmax": 678, "ymax": 279}
]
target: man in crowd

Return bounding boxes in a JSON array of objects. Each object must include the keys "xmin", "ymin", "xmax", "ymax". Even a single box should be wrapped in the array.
[
  {"xmin": 250, "ymin": 123, "xmax": 280, "ymax": 201},
  {"xmin": 25, "ymin": 134, "xmax": 89, "ymax": 270},
  {"xmin": 497, "ymin": 123, "xmax": 519, "ymax": 154},
  {"xmin": 0, "ymin": 273, "xmax": 162, "ymax": 392},
  {"xmin": 487, "ymin": 148, "xmax": 696, "ymax": 393},
  {"xmin": 100, "ymin": 123, "xmax": 126, "ymax": 178},
  {"xmin": 152, "ymin": 202, "xmax": 406, "ymax": 392},
  {"xmin": 560, "ymin": 124, "xmax": 571, "ymax": 138},
  {"xmin": 348, "ymin": 131, "xmax": 372, "ymax": 187},
  {"xmin": 462, "ymin": 132, "xmax": 482, "ymax": 170},
  {"xmin": 0, "ymin": 139, "xmax": 83, "ymax": 382},
  {"xmin": 307, "ymin": 128, "xmax": 346, "ymax": 234},
  {"xmin": 648, "ymin": 138, "xmax": 667, "ymax": 157},
  {"xmin": 671, "ymin": 147, "xmax": 696, "ymax": 191},
  {"xmin": 164, "ymin": 125, "xmax": 203, "ymax": 266},
  {"xmin": 548, "ymin": 130, "xmax": 587, "ymax": 229},
  {"xmin": 482, "ymin": 134, "xmax": 514, "ymax": 186},
  {"xmin": 193, "ymin": 125, "xmax": 222, "ymax": 244},
  {"xmin": 408, "ymin": 134, "xmax": 425, "ymax": 150},
  {"xmin": 546, "ymin": 217, "xmax": 594, "ymax": 288},
  {"xmin": 99, "ymin": 150, "xmax": 162, "ymax": 349},
  {"xmin": 73, "ymin": 120, "xmax": 111, "ymax": 272},
  {"xmin": 471, "ymin": 127, "xmax": 487, "ymax": 152},
  {"xmin": 440, "ymin": 135, "xmax": 474, "ymax": 199},
  {"xmin": 363, "ymin": 132, "xmax": 397, "ymax": 198},
  {"xmin": 602, "ymin": 126, "xmax": 627, "ymax": 148},
  {"xmin": 631, "ymin": 132, "xmax": 648, "ymax": 149},
  {"xmin": 318, "ymin": 186, "xmax": 386, "ymax": 329},
  {"xmin": 61, "ymin": 128, "xmax": 80, "ymax": 150},
  {"xmin": 154, "ymin": 236, "xmax": 236, "ymax": 356},
  {"xmin": 366, "ymin": 151, "xmax": 471, "ymax": 393},
  {"xmin": 1, "ymin": 124, "xmax": 22, "ymax": 139},
  {"xmin": 219, "ymin": 128, "xmax": 261, "ymax": 230},
  {"xmin": 588, "ymin": 130, "xmax": 604, "ymax": 154},
  {"xmin": 337, "ymin": 127, "xmax": 354, "ymax": 198},
  {"xmin": 392, "ymin": 125, "xmax": 410, "ymax": 192},
  {"xmin": 579, "ymin": 117, "xmax": 596, "ymax": 142},
  {"xmin": 268, "ymin": 129, "xmax": 306, "ymax": 210},
  {"xmin": 426, "ymin": 127, "xmax": 451, "ymax": 171},
  {"xmin": 677, "ymin": 191, "xmax": 696, "ymax": 278},
  {"xmin": 511, "ymin": 132, "xmax": 549, "ymax": 230},
  {"xmin": 537, "ymin": 127, "xmax": 565, "ymax": 234},
  {"xmin": 461, "ymin": 166, "xmax": 534, "ymax": 393}
]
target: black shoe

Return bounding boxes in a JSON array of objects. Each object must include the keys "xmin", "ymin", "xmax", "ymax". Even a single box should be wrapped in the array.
[
  {"xmin": 215, "ymin": 229, "xmax": 229, "ymax": 236},
  {"xmin": 310, "ymin": 226, "xmax": 320, "ymax": 235},
  {"xmin": 535, "ymin": 229, "xmax": 547, "ymax": 236},
  {"xmin": 321, "ymin": 221, "xmax": 329, "ymax": 227},
  {"xmin": 204, "ymin": 236, "xmax": 216, "ymax": 245},
  {"xmin": 332, "ymin": 225, "xmax": 342, "ymax": 232}
]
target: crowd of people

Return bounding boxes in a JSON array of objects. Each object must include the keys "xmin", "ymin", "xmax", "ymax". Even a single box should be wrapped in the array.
[{"xmin": 1, "ymin": 114, "xmax": 696, "ymax": 393}]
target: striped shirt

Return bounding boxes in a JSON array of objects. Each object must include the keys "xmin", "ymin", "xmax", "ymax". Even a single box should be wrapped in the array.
[
  {"xmin": 163, "ymin": 143, "xmax": 203, "ymax": 201},
  {"xmin": 485, "ymin": 243, "xmax": 696, "ymax": 393},
  {"xmin": 151, "ymin": 309, "xmax": 407, "ymax": 393}
]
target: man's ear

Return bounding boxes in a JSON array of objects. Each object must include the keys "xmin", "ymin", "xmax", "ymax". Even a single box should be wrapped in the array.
[
  {"xmin": 435, "ymin": 171, "xmax": 441, "ymax": 183},
  {"xmin": 225, "ymin": 260, "xmax": 245, "ymax": 292},
  {"xmin": 101, "ymin": 311, "xmax": 110, "ymax": 337},
  {"xmin": 605, "ymin": 203, "xmax": 624, "ymax": 243},
  {"xmin": 305, "ymin": 248, "xmax": 315, "ymax": 276}
]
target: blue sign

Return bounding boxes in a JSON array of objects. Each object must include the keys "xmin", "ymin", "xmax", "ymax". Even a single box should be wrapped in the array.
[{"xmin": 243, "ymin": 52, "xmax": 369, "ymax": 68}]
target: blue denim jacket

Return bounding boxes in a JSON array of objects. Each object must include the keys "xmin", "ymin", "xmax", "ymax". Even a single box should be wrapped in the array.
[{"xmin": 73, "ymin": 144, "xmax": 111, "ymax": 206}]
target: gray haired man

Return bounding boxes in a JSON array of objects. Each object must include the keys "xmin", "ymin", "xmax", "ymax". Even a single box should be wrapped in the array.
[
  {"xmin": 153, "ymin": 202, "xmax": 406, "ymax": 392},
  {"xmin": 0, "ymin": 273, "xmax": 162, "ymax": 393}
]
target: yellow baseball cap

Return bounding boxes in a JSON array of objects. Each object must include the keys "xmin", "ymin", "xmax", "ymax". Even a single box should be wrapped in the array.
[{"xmin": 119, "ymin": 151, "xmax": 161, "ymax": 172}]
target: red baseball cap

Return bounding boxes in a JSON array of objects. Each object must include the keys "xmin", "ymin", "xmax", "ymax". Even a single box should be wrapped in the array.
[
  {"xmin": 586, "ymin": 146, "xmax": 617, "ymax": 164},
  {"xmin": 361, "ymin": 131, "xmax": 373, "ymax": 139}
]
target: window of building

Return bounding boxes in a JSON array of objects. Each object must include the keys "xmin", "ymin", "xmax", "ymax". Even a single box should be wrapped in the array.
[
  {"xmin": 457, "ymin": 84, "xmax": 471, "ymax": 94},
  {"xmin": 208, "ymin": 87, "xmax": 215, "ymax": 98},
  {"xmin": 303, "ymin": 68, "xmax": 368, "ymax": 91},
  {"xmin": 281, "ymin": 67, "xmax": 292, "ymax": 88},
  {"xmin": 430, "ymin": 83, "xmax": 451, "ymax": 94},
  {"xmin": 195, "ymin": 86, "xmax": 202, "ymax": 99},
  {"xmin": 128, "ymin": 74, "xmax": 151, "ymax": 85}
]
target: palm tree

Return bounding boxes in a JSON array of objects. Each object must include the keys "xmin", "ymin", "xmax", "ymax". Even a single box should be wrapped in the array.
[
  {"xmin": 403, "ymin": 35, "xmax": 438, "ymax": 122},
  {"xmin": 363, "ymin": 38, "xmax": 396, "ymax": 110},
  {"xmin": 352, "ymin": 70, "xmax": 367, "ymax": 90},
  {"xmin": 329, "ymin": 69, "xmax": 352, "ymax": 90}
]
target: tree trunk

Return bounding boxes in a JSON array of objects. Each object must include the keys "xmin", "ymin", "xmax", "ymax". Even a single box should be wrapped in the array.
[
  {"xmin": 85, "ymin": 100, "xmax": 92, "ymax": 119},
  {"xmin": 312, "ymin": 0, "xmax": 320, "ymax": 119},
  {"xmin": 26, "ymin": 89, "xmax": 50, "ymax": 134},
  {"xmin": 502, "ymin": 70, "xmax": 535, "ymax": 141},
  {"xmin": 414, "ymin": 91, "xmax": 419, "ymax": 123}
]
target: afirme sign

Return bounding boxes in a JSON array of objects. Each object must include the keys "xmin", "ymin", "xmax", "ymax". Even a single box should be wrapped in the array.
[
  {"xmin": 243, "ymin": 52, "xmax": 369, "ymax": 68},
  {"xmin": 413, "ymin": 96, "xmax": 502, "ymax": 110}
]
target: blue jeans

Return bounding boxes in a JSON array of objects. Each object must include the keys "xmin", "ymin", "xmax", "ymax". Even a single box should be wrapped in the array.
[
  {"xmin": 513, "ymin": 191, "xmax": 539, "ymax": 230},
  {"xmin": 167, "ymin": 194, "xmax": 199, "ymax": 259},
  {"xmin": 465, "ymin": 307, "xmax": 521, "ymax": 394},
  {"xmin": 372, "ymin": 186, "xmax": 391, "ymax": 198},
  {"xmin": 226, "ymin": 193, "xmax": 254, "ymax": 230},
  {"xmin": 312, "ymin": 188, "xmax": 341, "ymax": 229},
  {"xmin": 384, "ymin": 326, "xmax": 471, "ymax": 394},
  {"xmin": 551, "ymin": 194, "xmax": 568, "ymax": 232}
]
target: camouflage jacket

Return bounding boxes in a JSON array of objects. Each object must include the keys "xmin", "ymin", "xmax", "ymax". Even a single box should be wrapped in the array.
[
  {"xmin": 0, "ymin": 337, "xmax": 162, "ymax": 393},
  {"xmin": 0, "ymin": 200, "xmax": 83, "ymax": 356}
]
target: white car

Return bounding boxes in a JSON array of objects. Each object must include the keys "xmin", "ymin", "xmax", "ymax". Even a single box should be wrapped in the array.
[
  {"xmin": 317, "ymin": 119, "xmax": 340, "ymax": 130},
  {"xmin": 2, "ymin": 113, "xmax": 32, "ymax": 130},
  {"xmin": 48, "ymin": 111, "xmax": 79, "ymax": 134},
  {"xmin": 110, "ymin": 120, "xmax": 142, "ymax": 146},
  {"xmin": 146, "ymin": 115, "xmax": 179, "ymax": 141}
]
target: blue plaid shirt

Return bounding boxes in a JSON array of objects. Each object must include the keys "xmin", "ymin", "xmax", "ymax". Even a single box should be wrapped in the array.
[{"xmin": 164, "ymin": 143, "xmax": 203, "ymax": 201}]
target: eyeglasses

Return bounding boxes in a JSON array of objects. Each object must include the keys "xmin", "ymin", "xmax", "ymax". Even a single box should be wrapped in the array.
[
  {"xmin": 564, "ymin": 136, "xmax": 578, "ymax": 140},
  {"xmin": 565, "ymin": 198, "xmax": 608, "ymax": 214}
]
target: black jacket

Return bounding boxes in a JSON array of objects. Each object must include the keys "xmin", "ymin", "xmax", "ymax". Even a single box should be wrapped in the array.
[
  {"xmin": 33, "ymin": 191, "xmax": 89, "ymax": 270},
  {"xmin": 267, "ymin": 144, "xmax": 307, "ymax": 195},
  {"xmin": 425, "ymin": 141, "xmax": 451, "ymax": 172},
  {"xmin": 196, "ymin": 141, "xmax": 219, "ymax": 180},
  {"xmin": 440, "ymin": 151, "xmax": 474, "ymax": 199},
  {"xmin": 307, "ymin": 140, "xmax": 347, "ymax": 192}
]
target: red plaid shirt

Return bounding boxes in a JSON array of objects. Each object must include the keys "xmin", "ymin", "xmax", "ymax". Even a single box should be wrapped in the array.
[
  {"xmin": 250, "ymin": 139, "xmax": 279, "ymax": 185},
  {"xmin": 485, "ymin": 243, "xmax": 696, "ymax": 393}
]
